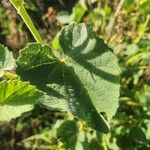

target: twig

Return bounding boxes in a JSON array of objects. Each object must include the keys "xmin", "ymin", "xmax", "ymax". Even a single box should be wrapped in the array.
[{"xmin": 106, "ymin": 0, "xmax": 125, "ymax": 41}]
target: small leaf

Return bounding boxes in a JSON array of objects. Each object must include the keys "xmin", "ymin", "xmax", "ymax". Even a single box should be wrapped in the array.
[
  {"xmin": 129, "ymin": 126, "xmax": 147, "ymax": 143},
  {"xmin": 17, "ymin": 23, "xmax": 120, "ymax": 133},
  {"xmin": 0, "ymin": 79, "xmax": 43, "ymax": 121},
  {"xmin": 0, "ymin": 44, "xmax": 16, "ymax": 77},
  {"xmin": 56, "ymin": 11, "xmax": 71, "ymax": 24},
  {"xmin": 17, "ymin": 43, "xmax": 52, "ymax": 70},
  {"xmin": 70, "ymin": 3, "xmax": 87, "ymax": 23}
]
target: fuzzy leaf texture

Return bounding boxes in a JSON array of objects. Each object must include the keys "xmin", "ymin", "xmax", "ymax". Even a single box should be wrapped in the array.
[
  {"xmin": 17, "ymin": 23, "xmax": 120, "ymax": 133},
  {"xmin": 0, "ymin": 80, "xmax": 43, "ymax": 121}
]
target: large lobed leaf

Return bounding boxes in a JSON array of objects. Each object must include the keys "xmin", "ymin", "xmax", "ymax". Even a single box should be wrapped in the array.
[
  {"xmin": 17, "ymin": 23, "xmax": 120, "ymax": 133},
  {"xmin": 0, "ymin": 79, "xmax": 43, "ymax": 121}
]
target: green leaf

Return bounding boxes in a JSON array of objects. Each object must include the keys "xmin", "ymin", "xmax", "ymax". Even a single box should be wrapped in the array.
[
  {"xmin": 137, "ymin": 85, "xmax": 150, "ymax": 110},
  {"xmin": 123, "ymin": 0, "xmax": 135, "ymax": 11},
  {"xmin": 17, "ymin": 23, "xmax": 120, "ymax": 133},
  {"xmin": 0, "ymin": 79, "xmax": 43, "ymax": 121},
  {"xmin": 70, "ymin": 3, "xmax": 87, "ymax": 23},
  {"xmin": 129, "ymin": 126, "xmax": 147, "ymax": 143},
  {"xmin": 0, "ymin": 44, "xmax": 16, "ymax": 77},
  {"xmin": 57, "ymin": 120, "xmax": 78, "ymax": 149},
  {"xmin": 58, "ymin": 23, "xmax": 120, "ymax": 119},
  {"xmin": 17, "ymin": 43, "xmax": 52, "ymax": 69}
]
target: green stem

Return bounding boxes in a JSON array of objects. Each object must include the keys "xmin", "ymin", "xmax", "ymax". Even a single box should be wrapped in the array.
[
  {"xmin": 134, "ymin": 15, "xmax": 150, "ymax": 43},
  {"xmin": 10, "ymin": 0, "xmax": 44, "ymax": 44}
]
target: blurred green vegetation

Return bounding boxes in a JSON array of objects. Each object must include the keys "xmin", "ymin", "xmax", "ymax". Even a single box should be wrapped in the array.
[{"xmin": 0, "ymin": 0, "xmax": 150, "ymax": 149}]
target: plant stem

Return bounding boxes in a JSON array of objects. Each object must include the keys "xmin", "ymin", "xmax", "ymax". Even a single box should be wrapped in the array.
[
  {"xmin": 134, "ymin": 15, "xmax": 150, "ymax": 43},
  {"xmin": 10, "ymin": 0, "xmax": 44, "ymax": 44},
  {"xmin": 106, "ymin": 0, "xmax": 125, "ymax": 42}
]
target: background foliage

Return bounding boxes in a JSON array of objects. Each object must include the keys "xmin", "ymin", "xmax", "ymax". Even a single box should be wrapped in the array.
[{"xmin": 0, "ymin": 0, "xmax": 150, "ymax": 149}]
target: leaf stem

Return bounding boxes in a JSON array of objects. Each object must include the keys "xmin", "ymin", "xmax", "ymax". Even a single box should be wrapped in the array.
[{"xmin": 10, "ymin": 0, "xmax": 44, "ymax": 44}]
